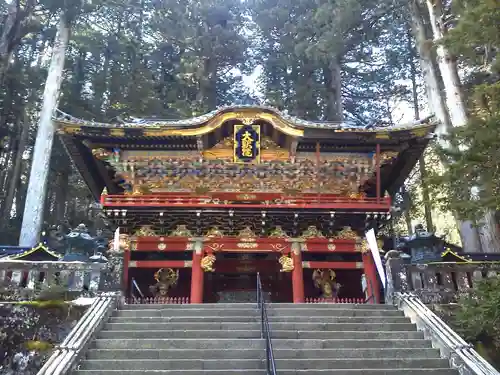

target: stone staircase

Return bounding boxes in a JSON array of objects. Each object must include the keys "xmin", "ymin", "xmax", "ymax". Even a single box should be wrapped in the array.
[
  {"xmin": 268, "ymin": 303, "xmax": 457, "ymax": 375},
  {"xmin": 73, "ymin": 302, "xmax": 458, "ymax": 374}
]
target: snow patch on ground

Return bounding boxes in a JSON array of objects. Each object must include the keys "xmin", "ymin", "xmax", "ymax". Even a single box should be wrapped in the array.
[{"xmin": 69, "ymin": 297, "xmax": 96, "ymax": 306}]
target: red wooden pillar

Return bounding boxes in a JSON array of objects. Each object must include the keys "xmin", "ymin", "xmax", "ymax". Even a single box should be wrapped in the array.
[
  {"xmin": 362, "ymin": 252, "xmax": 381, "ymax": 304},
  {"xmin": 291, "ymin": 249, "xmax": 305, "ymax": 303},
  {"xmin": 376, "ymin": 143, "xmax": 381, "ymax": 203},
  {"xmin": 123, "ymin": 250, "xmax": 130, "ymax": 294},
  {"xmin": 190, "ymin": 251, "xmax": 204, "ymax": 304}
]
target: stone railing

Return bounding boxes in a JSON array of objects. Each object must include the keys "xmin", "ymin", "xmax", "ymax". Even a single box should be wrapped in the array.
[
  {"xmin": 385, "ymin": 253, "xmax": 500, "ymax": 304},
  {"xmin": 0, "ymin": 260, "xmax": 108, "ymax": 299}
]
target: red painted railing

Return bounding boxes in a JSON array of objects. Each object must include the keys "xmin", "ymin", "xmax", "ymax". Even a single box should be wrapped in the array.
[
  {"xmin": 126, "ymin": 296, "xmax": 190, "ymax": 304},
  {"xmin": 102, "ymin": 194, "xmax": 390, "ymax": 209},
  {"xmin": 305, "ymin": 297, "xmax": 365, "ymax": 304}
]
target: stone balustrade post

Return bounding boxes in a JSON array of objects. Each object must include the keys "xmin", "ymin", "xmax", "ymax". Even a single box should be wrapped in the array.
[{"xmin": 384, "ymin": 252, "xmax": 405, "ymax": 304}]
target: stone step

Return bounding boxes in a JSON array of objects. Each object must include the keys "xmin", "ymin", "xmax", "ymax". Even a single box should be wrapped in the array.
[
  {"xmin": 267, "ymin": 308, "xmax": 404, "ymax": 317},
  {"xmin": 85, "ymin": 347, "xmax": 442, "ymax": 360},
  {"xmin": 93, "ymin": 338, "xmax": 431, "ymax": 350},
  {"xmin": 275, "ymin": 348, "xmax": 441, "ymax": 360},
  {"xmin": 104, "ymin": 321, "xmax": 417, "ymax": 332},
  {"xmin": 275, "ymin": 371, "xmax": 457, "ymax": 375},
  {"xmin": 114, "ymin": 308, "xmax": 402, "ymax": 318},
  {"xmin": 275, "ymin": 358, "xmax": 450, "ymax": 370},
  {"xmin": 75, "ymin": 371, "xmax": 264, "ymax": 374},
  {"xmin": 108, "ymin": 315, "xmax": 410, "ymax": 324},
  {"xmin": 98, "ymin": 329, "xmax": 423, "ymax": 340},
  {"xmin": 270, "ymin": 303, "xmax": 395, "ymax": 310},
  {"xmin": 123, "ymin": 303, "xmax": 258, "ymax": 310},
  {"xmin": 94, "ymin": 338, "xmax": 265, "ymax": 350},
  {"xmin": 98, "ymin": 330, "xmax": 262, "ymax": 339},
  {"xmin": 270, "ymin": 330, "xmax": 424, "ymax": 340},
  {"xmin": 79, "ymin": 358, "xmax": 449, "ymax": 371},
  {"xmin": 80, "ymin": 359, "xmax": 264, "ymax": 371},
  {"xmin": 272, "ymin": 339, "xmax": 432, "ymax": 349},
  {"xmin": 74, "ymin": 370, "xmax": 457, "ymax": 375},
  {"xmin": 115, "ymin": 308, "xmax": 260, "ymax": 317},
  {"xmin": 122, "ymin": 303, "xmax": 395, "ymax": 310},
  {"xmin": 86, "ymin": 348, "xmax": 265, "ymax": 360}
]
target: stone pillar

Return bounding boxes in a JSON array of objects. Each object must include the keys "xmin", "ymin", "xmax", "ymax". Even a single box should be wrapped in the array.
[
  {"xmin": 384, "ymin": 251, "xmax": 405, "ymax": 304},
  {"xmin": 123, "ymin": 250, "xmax": 130, "ymax": 293},
  {"xmin": 190, "ymin": 242, "xmax": 204, "ymax": 304},
  {"xmin": 291, "ymin": 242, "xmax": 305, "ymax": 303},
  {"xmin": 362, "ymin": 252, "xmax": 380, "ymax": 304}
]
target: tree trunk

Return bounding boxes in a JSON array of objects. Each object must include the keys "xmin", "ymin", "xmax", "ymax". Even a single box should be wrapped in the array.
[
  {"xmin": 0, "ymin": 0, "xmax": 36, "ymax": 85},
  {"xmin": 19, "ymin": 15, "xmax": 70, "ymax": 247},
  {"xmin": 324, "ymin": 58, "xmax": 343, "ymax": 122},
  {"xmin": 1, "ymin": 111, "xmax": 30, "ymax": 222},
  {"xmin": 54, "ymin": 170, "xmax": 69, "ymax": 222},
  {"xmin": 404, "ymin": 210, "xmax": 414, "ymax": 235},
  {"xmin": 406, "ymin": 25, "xmax": 434, "ymax": 232},
  {"xmin": 424, "ymin": 0, "xmax": 468, "ymax": 128},
  {"xmin": 412, "ymin": 0, "xmax": 479, "ymax": 251},
  {"xmin": 410, "ymin": 0, "xmax": 452, "ymax": 135},
  {"xmin": 423, "ymin": 0, "xmax": 500, "ymax": 252}
]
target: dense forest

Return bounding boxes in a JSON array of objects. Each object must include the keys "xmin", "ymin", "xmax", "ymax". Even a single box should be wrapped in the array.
[{"xmin": 0, "ymin": 0, "xmax": 499, "ymax": 251}]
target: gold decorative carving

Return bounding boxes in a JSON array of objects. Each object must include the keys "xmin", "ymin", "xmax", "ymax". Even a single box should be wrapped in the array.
[
  {"xmin": 379, "ymin": 151, "xmax": 398, "ymax": 163},
  {"xmin": 92, "ymin": 148, "xmax": 111, "ymax": 160},
  {"xmin": 206, "ymin": 227, "xmax": 224, "ymax": 238},
  {"xmin": 239, "ymin": 117, "xmax": 257, "ymax": 125},
  {"xmin": 327, "ymin": 244, "xmax": 336, "ymax": 251},
  {"xmin": 269, "ymin": 226, "xmax": 289, "ymax": 238},
  {"xmin": 300, "ymin": 226, "xmax": 325, "ymax": 239},
  {"xmin": 312, "ymin": 269, "xmax": 341, "ymax": 299},
  {"xmin": 270, "ymin": 243, "xmax": 287, "ymax": 252},
  {"xmin": 236, "ymin": 194, "xmax": 257, "ymax": 200},
  {"xmin": 201, "ymin": 254, "xmax": 216, "ymax": 272},
  {"xmin": 134, "ymin": 225, "xmax": 157, "ymax": 237},
  {"xmin": 107, "ymin": 234, "xmax": 130, "ymax": 253},
  {"xmin": 237, "ymin": 242, "xmax": 259, "ymax": 249},
  {"xmin": 355, "ymin": 239, "xmax": 383, "ymax": 253},
  {"xmin": 355, "ymin": 240, "xmax": 369, "ymax": 253},
  {"xmin": 348, "ymin": 192, "xmax": 366, "ymax": 199},
  {"xmin": 110, "ymin": 128, "xmax": 126, "ymax": 137},
  {"xmin": 334, "ymin": 226, "xmax": 359, "ymax": 241},
  {"xmin": 213, "ymin": 137, "xmax": 234, "ymax": 149},
  {"xmin": 279, "ymin": 255, "xmax": 294, "ymax": 272},
  {"xmin": 260, "ymin": 137, "xmax": 282, "ymax": 150},
  {"xmin": 130, "ymin": 241, "xmax": 137, "ymax": 251},
  {"xmin": 207, "ymin": 243, "xmax": 224, "ymax": 252},
  {"xmin": 170, "ymin": 225, "xmax": 193, "ymax": 237},
  {"xmin": 158, "ymin": 243, "xmax": 167, "ymax": 250},
  {"xmin": 149, "ymin": 268, "xmax": 179, "ymax": 297},
  {"xmin": 237, "ymin": 226, "xmax": 257, "ymax": 240}
]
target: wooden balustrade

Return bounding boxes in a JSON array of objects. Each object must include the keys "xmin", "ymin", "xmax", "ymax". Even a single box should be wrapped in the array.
[
  {"xmin": 385, "ymin": 254, "xmax": 500, "ymax": 304},
  {"xmin": 102, "ymin": 193, "xmax": 391, "ymax": 209},
  {"xmin": 0, "ymin": 260, "xmax": 107, "ymax": 297},
  {"xmin": 126, "ymin": 296, "xmax": 190, "ymax": 304},
  {"xmin": 305, "ymin": 297, "xmax": 365, "ymax": 304}
]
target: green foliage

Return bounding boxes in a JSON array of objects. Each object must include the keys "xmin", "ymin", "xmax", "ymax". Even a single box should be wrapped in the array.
[
  {"xmin": 423, "ymin": 0, "xmax": 500, "ymax": 222},
  {"xmin": 452, "ymin": 276, "xmax": 500, "ymax": 350},
  {"xmin": 24, "ymin": 340, "xmax": 54, "ymax": 351},
  {"xmin": 428, "ymin": 89, "xmax": 500, "ymax": 221},
  {"xmin": 249, "ymin": 0, "xmax": 415, "ymax": 124}
]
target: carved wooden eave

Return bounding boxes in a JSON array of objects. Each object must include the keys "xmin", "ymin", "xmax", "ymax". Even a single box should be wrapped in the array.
[
  {"xmin": 54, "ymin": 106, "xmax": 437, "ymax": 199},
  {"xmin": 1, "ymin": 243, "xmax": 63, "ymax": 261}
]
